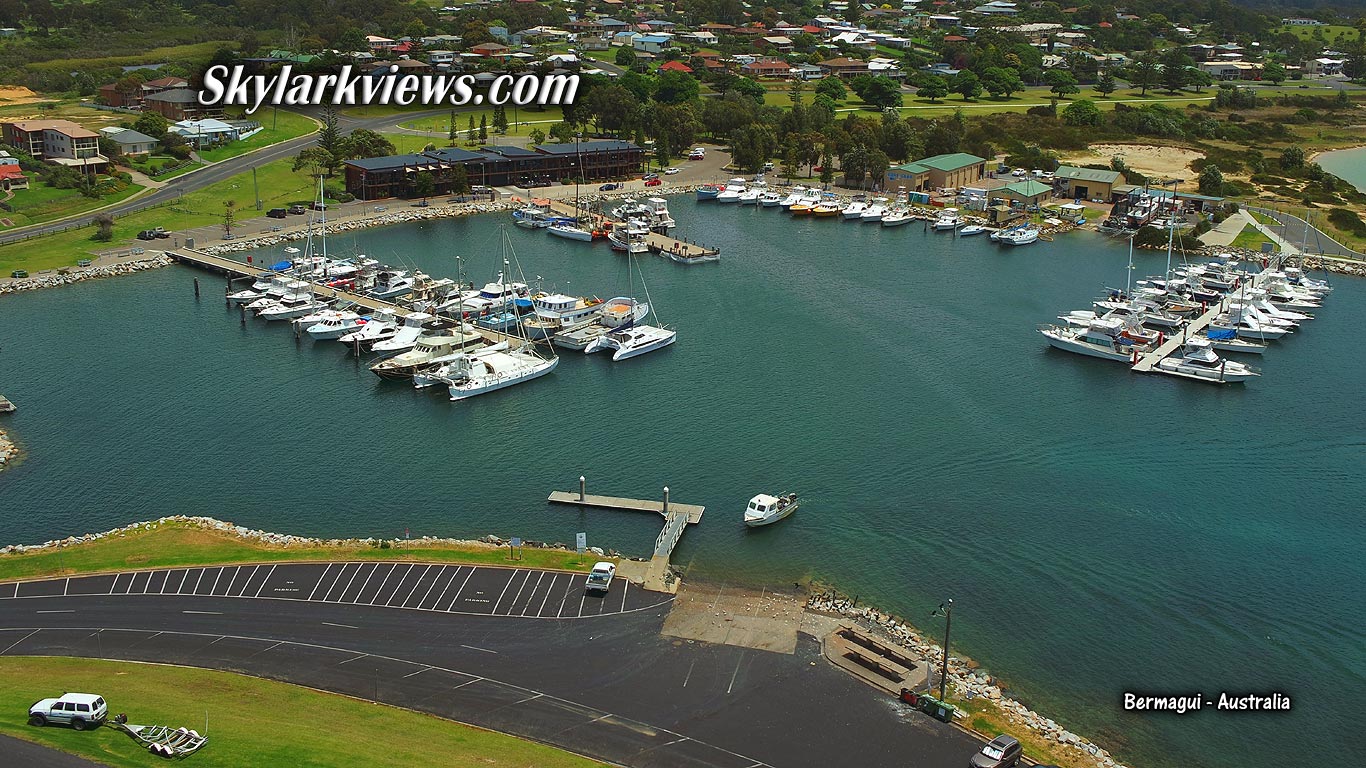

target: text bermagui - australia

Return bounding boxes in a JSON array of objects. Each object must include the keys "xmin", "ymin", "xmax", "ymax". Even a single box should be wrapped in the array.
[{"xmin": 198, "ymin": 64, "xmax": 580, "ymax": 115}]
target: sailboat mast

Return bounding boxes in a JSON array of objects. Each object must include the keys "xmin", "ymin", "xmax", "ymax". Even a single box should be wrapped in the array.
[
  {"xmin": 1127, "ymin": 235, "xmax": 1135, "ymax": 295},
  {"xmin": 1164, "ymin": 180, "xmax": 1176, "ymax": 278}
]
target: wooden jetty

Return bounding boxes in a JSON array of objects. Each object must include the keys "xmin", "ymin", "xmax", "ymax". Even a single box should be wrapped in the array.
[
  {"xmin": 534, "ymin": 198, "xmax": 721, "ymax": 260},
  {"xmin": 166, "ymin": 249, "xmax": 535, "ymax": 348},
  {"xmin": 548, "ymin": 480, "xmax": 704, "ymax": 593},
  {"xmin": 1131, "ymin": 270, "xmax": 1269, "ymax": 375}
]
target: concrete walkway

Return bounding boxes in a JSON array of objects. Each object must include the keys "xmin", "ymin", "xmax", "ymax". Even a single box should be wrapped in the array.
[{"xmin": 1198, "ymin": 209, "xmax": 1253, "ymax": 247}]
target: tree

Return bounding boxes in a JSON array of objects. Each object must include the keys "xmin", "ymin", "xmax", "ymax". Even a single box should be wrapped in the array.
[
  {"xmin": 223, "ymin": 200, "xmax": 237, "ymax": 235},
  {"xmin": 953, "ymin": 71, "xmax": 981, "ymax": 101},
  {"xmin": 492, "ymin": 105, "xmax": 508, "ymax": 134},
  {"xmin": 413, "ymin": 172, "xmax": 435, "ymax": 200},
  {"xmin": 1189, "ymin": 70, "xmax": 1214, "ymax": 93},
  {"xmin": 335, "ymin": 28, "xmax": 366, "ymax": 53},
  {"xmin": 1161, "ymin": 50, "xmax": 1192, "ymax": 94},
  {"xmin": 654, "ymin": 138, "xmax": 671, "ymax": 169},
  {"xmin": 1280, "ymin": 145, "xmax": 1306, "ymax": 170},
  {"xmin": 841, "ymin": 144, "xmax": 868, "ymax": 188},
  {"xmin": 446, "ymin": 165, "xmax": 470, "ymax": 195},
  {"xmin": 1094, "ymin": 69, "xmax": 1116, "ymax": 97},
  {"xmin": 859, "ymin": 77, "xmax": 903, "ymax": 110},
  {"xmin": 652, "ymin": 103, "xmax": 701, "ymax": 157},
  {"xmin": 917, "ymin": 75, "xmax": 948, "ymax": 103},
  {"xmin": 819, "ymin": 147, "xmax": 835, "ymax": 185},
  {"xmin": 340, "ymin": 130, "xmax": 396, "ymax": 160},
  {"xmin": 132, "ymin": 112, "xmax": 169, "ymax": 141},
  {"xmin": 528, "ymin": 128, "xmax": 546, "ymax": 145},
  {"xmin": 981, "ymin": 67, "xmax": 1023, "ymax": 98},
  {"xmin": 654, "ymin": 71, "xmax": 700, "ymax": 104},
  {"xmin": 814, "ymin": 76, "xmax": 847, "ymax": 102},
  {"xmin": 292, "ymin": 147, "xmax": 335, "ymax": 178},
  {"xmin": 866, "ymin": 149, "xmax": 890, "ymax": 191},
  {"xmin": 91, "ymin": 213, "xmax": 114, "ymax": 242},
  {"xmin": 730, "ymin": 124, "xmax": 778, "ymax": 174},
  {"xmin": 479, "ymin": 115, "xmax": 488, "ymax": 142},
  {"xmin": 1262, "ymin": 61, "xmax": 1286, "ymax": 86},
  {"xmin": 465, "ymin": 115, "xmax": 477, "ymax": 145},
  {"xmin": 1132, "ymin": 53, "xmax": 1159, "ymax": 96},
  {"xmin": 1061, "ymin": 98, "xmax": 1102, "ymax": 126},
  {"xmin": 318, "ymin": 107, "xmax": 342, "ymax": 157},
  {"xmin": 1198, "ymin": 164, "xmax": 1224, "ymax": 196},
  {"xmin": 881, "ymin": 116, "xmax": 918, "ymax": 162},
  {"xmin": 615, "ymin": 46, "xmax": 638, "ymax": 68},
  {"xmin": 1046, "ymin": 71, "xmax": 1079, "ymax": 98},
  {"xmin": 733, "ymin": 77, "xmax": 767, "ymax": 104}
]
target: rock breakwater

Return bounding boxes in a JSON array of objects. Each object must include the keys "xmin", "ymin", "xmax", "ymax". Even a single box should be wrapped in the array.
[{"xmin": 0, "ymin": 255, "xmax": 173, "ymax": 296}]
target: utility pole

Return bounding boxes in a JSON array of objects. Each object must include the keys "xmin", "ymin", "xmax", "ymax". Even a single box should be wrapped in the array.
[
  {"xmin": 253, "ymin": 166, "xmax": 261, "ymax": 211},
  {"xmin": 931, "ymin": 599, "xmax": 953, "ymax": 702}
]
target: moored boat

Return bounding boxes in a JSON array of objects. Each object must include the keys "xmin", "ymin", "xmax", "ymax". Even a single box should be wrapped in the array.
[{"xmin": 744, "ymin": 493, "xmax": 799, "ymax": 527}]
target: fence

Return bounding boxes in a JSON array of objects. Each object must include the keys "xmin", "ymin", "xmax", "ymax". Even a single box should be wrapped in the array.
[{"xmin": 1245, "ymin": 204, "xmax": 1366, "ymax": 262}]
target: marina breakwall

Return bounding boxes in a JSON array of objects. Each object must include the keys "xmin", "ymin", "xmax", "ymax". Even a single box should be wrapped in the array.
[
  {"xmin": 0, "ymin": 428, "xmax": 16, "ymax": 471},
  {"xmin": 0, "ymin": 254, "xmax": 174, "ymax": 297},
  {"xmin": 807, "ymin": 591, "xmax": 1132, "ymax": 768}
]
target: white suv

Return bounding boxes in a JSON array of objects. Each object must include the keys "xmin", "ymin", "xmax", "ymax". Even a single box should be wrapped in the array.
[{"xmin": 29, "ymin": 692, "xmax": 107, "ymax": 730}]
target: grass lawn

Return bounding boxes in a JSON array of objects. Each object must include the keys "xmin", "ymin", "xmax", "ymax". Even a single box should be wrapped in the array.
[
  {"xmin": 197, "ymin": 109, "xmax": 319, "ymax": 163},
  {"xmin": 2, "ymin": 181, "xmax": 146, "ymax": 229},
  {"xmin": 27, "ymin": 41, "xmax": 239, "ymax": 72},
  {"xmin": 0, "ymin": 100, "xmax": 128, "ymax": 129},
  {"xmin": 0, "ymin": 658, "xmax": 608, "ymax": 768},
  {"xmin": 150, "ymin": 161, "xmax": 204, "ymax": 181},
  {"xmin": 395, "ymin": 105, "xmax": 565, "ymax": 140},
  {"xmin": 0, "ymin": 519, "xmax": 603, "ymax": 582},
  {"xmin": 1230, "ymin": 223, "xmax": 1274, "ymax": 251},
  {"xmin": 1273, "ymin": 24, "xmax": 1361, "ymax": 42},
  {"xmin": 0, "ymin": 159, "xmax": 318, "ymax": 275}
]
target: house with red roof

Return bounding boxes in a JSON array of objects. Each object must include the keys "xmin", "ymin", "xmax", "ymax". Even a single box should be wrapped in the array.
[{"xmin": 659, "ymin": 60, "xmax": 693, "ymax": 73}]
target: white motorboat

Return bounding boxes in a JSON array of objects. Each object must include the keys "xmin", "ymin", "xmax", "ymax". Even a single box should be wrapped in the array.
[
  {"xmin": 305, "ymin": 310, "xmax": 364, "ymax": 340},
  {"xmin": 258, "ymin": 293, "xmax": 329, "ymax": 321},
  {"xmin": 1204, "ymin": 328, "xmax": 1266, "ymax": 355},
  {"xmin": 584, "ymin": 324, "xmax": 676, "ymax": 360},
  {"xmin": 512, "ymin": 205, "xmax": 551, "ymax": 228},
  {"xmin": 1280, "ymin": 266, "xmax": 1331, "ymax": 294},
  {"xmin": 738, "ymin": 188, "xmax": 762, "ymax": 205},
  {"xmin": 777, "ymin": 187, "xmax": 806, "ymax": 209},
  {"xmin": 716, "ymin": 179, "xmax": 746, "ymax": 203},
  {"xmin": 413, "ymin": 341, "xmax": 509, "ymax": 389},
  {"xmin": 997, "ymin": 226, "xmax": 1040, "ymax": 246},
  {"xmin": 370, "ymin": 270, "xmax": 416, "ymax": 299},
  {"xmin": 842, "ymin": 201, "xmax": 867, "ymax": 220},
  {"xmin": 861, "ymin": 199, "xmax": 888, "ymax": 222},
  {"xmin": 646, "ymin": 197, "xmax": 677, "ymax": 228},
  {"xmin": 371, "ymin": 311, "xmax": 435, "ymax": 357},
  {"xmin": 1249, "ymin": 297, "xmax": 1312, "ymax": 323},
  {"xmin": 445, "ymin": 346, "xmax": 559, "ymax": 400},
  {"xmin": 759, "ymin": 191, "xmax": 784, "ymax": 207},
  {"xmin": 789, "ymin": 190, "xmax": 822, "ymax": 215},
  {"xmin": 1209, "ymin": 308, "xmax": 1290, "ymax": 341},
  {"xmin": 608, "ymin": 220, "xmax": 649, "ymax": 253},
  {"xmin": 1091, "ymin": 298, "xmax": 1185, "ymax": 329},
  {"xmin": 1154, "ymin": 339, "xmax": 1260, "ymax": 383},
  {"xmin": 933, "ymin": 209, "xmax": 962, "ymax": 230},
  {"xmin": 338, "ymin": 308, "xmax": 399, "ymax": 348},
  {"xmin": 547, "ymin": 223, "xmax": 595, "ymax": 241},
  {"xmin": 520, "ymin": 294, "xmax": 605, "ymax": 339},
  {"xmin": 370, "ymin": 330, "xmax": 484, "ymax": 380},
  {"xmin": 744, "ymin": 493, "xmax": 798, "ymax": 527},
  {"xmin": 1038, "ymin": 317, "xmax": 1156, "ymax": 363},
  {"xmin": 881, "ymin": 206, "xmax": 913, "ymax": 226},
  {"xmin": 959, "ymin": 224, "xmax": 987, "ymax": 236},
  {"xmin": 473, "ymin": 272, "xmax": 529, "ymax": 306}
]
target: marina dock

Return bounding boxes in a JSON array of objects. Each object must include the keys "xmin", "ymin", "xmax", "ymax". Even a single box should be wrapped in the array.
[
  {"xmin": 535, "ymin": 198, "xmax": 721, "ymax": 260},
  {"xmin": 548, "ymin": 482, "xmax": 704, "ymax": 593},
  {"xmin": 1130, "ymin": 270, "xmax": 1269, "ymax": 375}
]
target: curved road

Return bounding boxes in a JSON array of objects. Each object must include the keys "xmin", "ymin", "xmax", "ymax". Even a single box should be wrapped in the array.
[{"xmin": 0, "ymin": 562, "xmax": 984, "ymax": 768}]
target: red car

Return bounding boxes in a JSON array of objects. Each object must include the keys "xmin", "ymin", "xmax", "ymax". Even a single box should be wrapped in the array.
[{"xmin": 644, "ymin": 178, "xmax": 662, "ymax": 186}]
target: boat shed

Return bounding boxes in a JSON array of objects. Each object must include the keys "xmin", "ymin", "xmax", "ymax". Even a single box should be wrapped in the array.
[
  {"xmin": 1001, "ymin": 179, "xmax": 1053, "ymax": 207},
  {"xmin": 1054, "ymin": 165, "xmax": 1125, "ymax": 203},
  {"xmin": 884, "ymin": 152, "xmax": 986, "ymax": 193}
]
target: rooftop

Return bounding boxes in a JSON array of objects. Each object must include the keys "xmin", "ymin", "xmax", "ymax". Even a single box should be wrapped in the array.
[{"xmin": 1054, "ymin": 165, "xmax": 1121, "ymax": 184}]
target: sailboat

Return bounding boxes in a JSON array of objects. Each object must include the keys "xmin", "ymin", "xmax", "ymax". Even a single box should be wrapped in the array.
[
  {"xmin": 441, "ymin": 229, "xmax": 559, "ymax": 400},
  {"xmin": 548, "ymin": 144, "xmax": 596, "ymax": 241},
  {"xmin": 584, "ymin": 252, "xmax": 676, "ymax": 361}
]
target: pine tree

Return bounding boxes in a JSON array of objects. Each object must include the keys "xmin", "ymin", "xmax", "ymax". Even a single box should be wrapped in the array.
[
  {"xmin": 447, "ymin": 109, "xmax": 457, "ymax": 146},
  {"xmin": 492, "ymin": 105, "xmax": 508, "ymax": 134},
  {"xmin": 1094, "ymin": 70, "xmax": 1116, "ymax": 97},
  {"xmin": 318, "ymin": 107, "xmax": 341, "ymax": 156},
  {"xmin": 465, "ymin": 115, "xmax": 477, "ymax": 145}
]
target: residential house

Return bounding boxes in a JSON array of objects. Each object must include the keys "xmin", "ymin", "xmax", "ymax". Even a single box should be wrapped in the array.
[
  {"xmin": 643, "ymin": 20, "xmax": 676, "ymax": 31},
  {"xmin": 928, "ymin": 14, "xmax": 961, "ymax": 27},
  {"xmin": 143, "ymin": 88, "xmax": 216, "ymax": 121},
  {"xmin": 972, "ymin": 1, "xmax": 1020, "ymax": 15},
  {"xmin": 792, "ymin": 63, "xmax": 825, "ymax": 81},
  {"xmin": 1282, "ymin": 17, "xmax": 1325, "ymax": 26},
  {"xmin": 97, "ymin": 82, "xmax": 140, "ymax": 109},
  {"xmin": 759, "ymin": 36, "xmax": 794, "ymax": 52},
  {"xmin": 1198, "ymin": 61, "xmax": 1261, "ymax": 80},
  {"xmin": 470, "ymin": 42, "xmax": 511, "ymax": 57},
  {"xmin": 884, "ymin": 152, "xmax": 986, "ymax": 192},
  {"xmin": 613, "ymin": 30, "xmax": 642, "ymax": 47},
  {"xmin": 658, "ymin": 60, "xmax": 693, "ymax": 73},
  {"xmin": 819, "ymin": 57, "xmax": 872, "ymax": 79},
  {"xmin": 422, "ymin": 34, "xmax": 463, "ymax": 48},
  {"xmin": 428, "ymin": 50, "xmax": 456, "ymax": 68},
  {"xmin": 1053, "ymin": 165, "xmax": 1125, "ymax": 201},
  {"xmin": 98, "ymin": 127, "xmax": 159, "ymax": 157},
  {"xmin": 367, "ymin": 35, "xmax": 397, "ymax": 52},
  {"xmin": 168, "ymin": 118, "xmax": 241, "ymax": 148},
  {"xmin": 742, "ymin": 58, "xmax": 794, "ymax": 78},
  {"xmin": 1305, "ymin": 57, "xmax": 1346, "ymax": 77},
  {"xmin": 0, "ymin": 150, "xmax": 29, "ymax": 190},
  {"xmin": 1, "ymin": 120, "xmax": 108, "ymax": 173},
  {"xmin": 868, "ymin": 57, "xmax": 904, "ymax": 79},
  {"xmin": 699, "ymin": 23, "xmax": 735, "ymax": 34},
  {"xmin": 633, "ymin": 34, "xmax": 674, "ymax": 54},
  {"xmin": 597, "ymin": 17, "xmax": 630, "ymax": 33},
  {"xmin": 679, "ymin": 30, "xmax": 718, "ymax": 45},
  {"xmin": 830, "ymin": 31, "xmax": 876, "ymax": 50}
]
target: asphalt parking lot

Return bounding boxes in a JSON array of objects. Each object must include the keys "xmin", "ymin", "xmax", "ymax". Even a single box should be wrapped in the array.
[{"xmin": 0, "ymin": 564, "xmax": 984, "ymax": 768}]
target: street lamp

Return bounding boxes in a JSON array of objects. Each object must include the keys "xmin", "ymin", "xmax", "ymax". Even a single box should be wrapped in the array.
[{"xmin": 930, "ymin": 599, "xmax": 953, "ymax": 702}]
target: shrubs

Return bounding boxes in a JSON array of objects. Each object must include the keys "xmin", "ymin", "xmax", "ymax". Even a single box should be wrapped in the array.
[{"xmin": 1327, "ymin": 207, "xmax": 1366, "ymax": 237}]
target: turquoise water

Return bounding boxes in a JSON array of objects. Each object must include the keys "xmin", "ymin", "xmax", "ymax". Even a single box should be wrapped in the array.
[
  {"xmin": 1314, "ymin": 146, "xmax": 1366, "ymax": 192},
  {"xmin": 1, "ymin": 201, "xmax": 1362, "ymax": 768}
]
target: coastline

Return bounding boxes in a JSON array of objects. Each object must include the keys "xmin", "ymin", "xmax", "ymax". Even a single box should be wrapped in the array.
[
  {"xmin": 2, "ymin": 514, "xmax": 1129, "ymax": 768},
  {"xmin": 0, "ymin": 427, "xmax": 15, "ymax": 471}
]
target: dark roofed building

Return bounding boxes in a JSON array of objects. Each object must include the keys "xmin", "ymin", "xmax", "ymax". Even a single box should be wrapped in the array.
[{"xmin": 143, "ymin": 88, "xmax": 219, "ymax": 120}]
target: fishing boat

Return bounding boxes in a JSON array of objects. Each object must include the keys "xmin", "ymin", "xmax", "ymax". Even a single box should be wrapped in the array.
[
  {"xmin": 738, "ymin": 187, "xmax": 762, "ymax": 205},
  {"xmin": 696, "ymin": 184, "xmax": 724, "ymax": 201},
  {"xmin": 305, "ymin": 310, "xmax": 365, "ymax": 340},
  {"xmin": 1210, "ymin": 306, "xmax": 1291, "ymax": 341},
  {"xmin": 608, "ymin": 220, "xmax": 649, "ymax": 253},
  {"xmin": 717, "ymin": 178, "xmax": 746, "ymax": 203},
  {"xmin": 759, "ymin": 191, "xmax": 784, "ymax": 207},
  {"xmin": 1038, "ymin": 317, "xmax": 1156, "ymax": 362},
  {"xmin": 861, "ymin": 199, "xmax": 888, "ymax": 222},
  {"xmin": 371, "ymin": 311, "xmax": 436, "ymax": 357},
  {"xmin": 338, "ymin": 308, "xmax": 399, "ymax": 349},
  {"xmin": 811, "ymin": 197, "xmax": 842, "ymax": 217},
  {"xmin": 842, "ymin": 200, "xmax": 867, "ymax": 220},
  {"xmin": 1204, "ymin": 327, "xmax": 1266, "ymax": 355},
  {"xmin": 881, "ymin": 206, "xmax": 913, "ymax": 226},
  {"xmin": 413, "ymin": 341, "xmax": 509, "ymax": 389},
  {"xmin": 933, "ymin": 209, "xmax": 963, "ymax": 230},
  {"xmin": 959, "ymin": 224, "xmax": 987, "ymax": 236},
  {"xmin": 257, "ymin": 291, "xmax": 330, "ymax": 321},
  {"xmin": 996, "ymin": 226, "xmax": 1040, "ymax": 246},
  {"xmin": 777, "ymin": 187, "xmax": 806, "ymax": 209},
  {"xmin": 646, "ymin": 197, "xmax": 677, "ymax": 228},
  {"xmin": 370, "ymin": 270, "xmax": 416, "ymax": 299},
  {"xmin": 744, "ymin": 493, "xmax": 799, "ymax": 527},
  {"xmin": 370, "ymin": 330, "xmax": 485, "ymax": 380},
  {"xmin": 789, "ymin": 190, "xmax": 822, "ymax": 215},
  {"xmin": 1154, "ymin": 339, "xmax": 1260, "ymax": 384},
  {"xmin": 512, "ymin": 205, "xmax": 551, "ymax": 228}
]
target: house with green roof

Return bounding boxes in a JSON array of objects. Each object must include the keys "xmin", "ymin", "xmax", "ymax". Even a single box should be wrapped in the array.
[
  {"xmin": 1002, "ymin": 178, "xmax": 1053, "ymax": 207},
  {"xmin": 884, "ymin": 152, "xmax": 986, "ymax": 193},
  {"xmin": 1053, "ymin": 165, "xmax": 1126, "ymax": 202}
]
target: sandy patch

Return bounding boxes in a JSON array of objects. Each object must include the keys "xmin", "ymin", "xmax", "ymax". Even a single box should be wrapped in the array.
[
  {"xmin": 0, "ymin": 86, "xmax": 42, "ymax": 105},
  {"xmin": 661, "ymin": 581, "xmax": 811, "ymax": 654},
  {"xmin": 1060, "ymin": 143, "xmax": 1205, "ymax": 188}
]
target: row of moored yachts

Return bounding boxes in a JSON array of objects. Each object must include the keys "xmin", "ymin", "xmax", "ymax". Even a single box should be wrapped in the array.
[
  {"xmin": 697, "ymin": 179, "xmax": 1043, "ymax": 246},
  {"xmin": 510, "ymin": 197, "xmax": 719, "ymax": 262},
  {"xmin": 1039, "ymin": 258, "xmax": 1331, "ymax": 384}
]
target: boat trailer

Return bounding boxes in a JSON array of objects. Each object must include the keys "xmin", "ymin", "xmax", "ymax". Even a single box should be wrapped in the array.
[{"xmin": 110, "ymin": 713, "xmax": 208, "ymax": 758}]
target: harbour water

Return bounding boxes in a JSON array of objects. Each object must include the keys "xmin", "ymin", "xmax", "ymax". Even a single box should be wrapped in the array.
[
  {"xmin": 1313, "ymin": 145, "xmax": 1366, "ymax": 192},
  {"xmin": 1, "ymin": 200, "xmax": 1362, "ymax": 768}
]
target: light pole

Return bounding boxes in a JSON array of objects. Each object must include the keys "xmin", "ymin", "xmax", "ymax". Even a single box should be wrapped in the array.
[{"xmin": 930, "ymin": 599, "xmax": 953, "ymax": 702}]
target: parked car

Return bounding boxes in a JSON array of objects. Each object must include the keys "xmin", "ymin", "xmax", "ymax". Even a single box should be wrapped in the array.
[
  {"xmin": 584, "ymin": 561, "xmax": 615, "ymax": 593},
  {"xmin": 11, "ymin": 269, "xmax": 28, "ymax": 278},
  {"xmin": 1012, "ymin": 168, "xmax": 1027, "ymax": 177},
  {"xmin": 762, "ymin": 161, "xmax": 774, "ymax": 171},
  {"xmin": 29, "ymin": 693, "xmax": 107, "ymax": 730},
  {"xmin": 599, "ymin": 182, "xmax": 621, "ymax": 191},
  {"xmin": 644, "ymin": 178, "xmax": 662, "ymax": 187},
  {"xmin": 969, "ymin": 735, "xmax": 1022, "ymax": 768},
  {"xmin": 267, "ymin": 208, "xmax": 287, "ymax": 219},
  {"xmin": 642, "ymin": 173, "xmax": 659, "ymax": 180},
  {"xmin": 152, "ymin": 227, "xmax": 170, "ymax": 239},
  {"xmin": 311, "ymin": 202, "xmax": 327, "ymax": 211},
  {"xmin": 664, "ymin": 167, "xmax": 680, "ymax": 175},
  {"xmin": 287, "ymin": 204, "xmax": 307, "ymax": 215},
  {"xmin": 136, "ymin": 230, "xmax": 157, "ymax": 241}
]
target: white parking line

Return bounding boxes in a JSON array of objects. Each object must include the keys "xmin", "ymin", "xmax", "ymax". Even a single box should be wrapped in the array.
[
  {"xmin": 62, "ymin": 577, "xmax": 69, "ymax": 596},
  {"xmin": 233, "ymin": 565, "xmax": 260, "ymax": 597},
  {"xmin": 211, "ymin": 566, "xmax": 231, "ymax": 596},
  {"xmin": 490, "ymin": 570, "xmax": 521, "ymax": 615},
  {"xmin": 394, "ymin": 565, "xmax": 431, "ymax": 607},
  {"xmin": 158, "ymin": 571, "xmax": 172, "ymax": 595},
  {"xmin": 518, "ymin": 571, "xmax": 544, "ymax": 616},
  {"xmin": 109, "ymin": 573, "xmax": 126, "ymax": 595},
  {"xmin": 306, "ymin": 563, "xmax": 335, "ymax": 601},
  {"xmin": 445, "ymin": 566, "xmax": 477, "ymax": 611},
  {"xmin": 252, "ymin": 565, "xmax": 276, "ymax": 598},
  {"xmin": 620, "ymin": 580, "xmax": 629, "ymax": 613},
  {"xmin": 368, "ymin": 563, "xmax": 406, "ymax": 606},
  {"xmin": 417, "ymin": 566, "xmax": 452, "ymax": 608},
  {"xmin": 350, "ymin": 563, "xmax": 381, "ymax": 604},
  {"xmin": 402, "ymin": 666, "xmax": 431, "ymax": 679},
  {"xmin": 191, "ymin": 568, "xmax": 205, "ymax": 595},
  {"xmin": 537, "ymin": 573, "xmax": 559, "ymax": 616},
  {"xmin": 422, "ymin": 566, "xmax": 459, "ymax": 609},
  {"xmin": 329, "ymin": 563, "xmax": 362, "ymax": 602},
  {"xmin": 173, "ymin": 569, "xmax": 189, "ymax": 594},
  {"xmin": 337, "ymin": 653, "xmax": 369, "ymax": 665},
  {"xmin": 0, "ymin": 629, "xmax": 40, "ymax": 655},
  {"xmin": 321, "ymin": 621, "xmax": 359, "ymax": 629},
  {"xmin": 577, "ymin": 594, "xmax": 586, "ymax": 618}
]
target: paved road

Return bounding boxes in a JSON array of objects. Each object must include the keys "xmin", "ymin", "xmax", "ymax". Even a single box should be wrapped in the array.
[
  {"xmin": 0, "ymin": 563, "xmax": 984, "ymax": 768},
  {"xmin": 0, "ymin": 734, "xmax": 103, "ymax": 767}
]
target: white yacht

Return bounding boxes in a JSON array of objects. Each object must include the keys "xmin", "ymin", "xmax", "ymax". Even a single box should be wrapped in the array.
[
  {"xmin": 1203, "ymin": 328, "xmax": 1267, "ymax": 355},
  {"xmin": 860, "ymin": 199, "xmax": 888, "ymax": 222},
  {"xmin": 959, "ymin": 224, "xmax": 987, "ymax": 236},
  {"xmin": 744, "ymin": 493, "xmax": 798, "ymax": 527},
  {"xmin": 547, "ymin": 222, "xmax": 595, "ymax": 241},
  {"xmin": 370, "ymin": 330, "xmax": 484, "ymax": 380},
  {"xmin": 646, "ymin": 197, "xmax": 677, "ymax": 228},
  {"xmin": 1154, "ymin": 339, "xmax": 1260, "ymax": 384},
  {"xmin": 474, "ymin": 272, "xmax": 529, "ymax": 306},
  {"xmin": 841, "ymin": 200, "xmax": 867, "ymax": 220},
  {"xmin": 881, "ymin": 206, "xmax": 913, "ymax": 226},
  {"xmin": 584, "ymin": 324, "xmax": 676, "ymax": 360},
  {"xmin": 716, "ymin": 179, "xmax": 746, "ymax": 203},
  {"xmin": 1038, "ymin": 317, "xmax": 1156, "ymax": 363},
  {"xmin": 738, "ymin": 188, "xmax": 762, "ymax": 205},
  {"xmin": 371, "ymin": 311, "xmax": 435, "ymax": 357},
  {"xmin": 370, "ymin": 271, "xmax": 416, "ymax": 299},
  {"xmin": 305, "ymin": 310, "xmax": 364, "ymax": 340},
  {"xmin": 520, "ymin": 294, "xmax": 605, "ymax": 339},
  {"xmin": 608, "ymin": 220, "xmax": 649, "ymax": 253},
  {"xmin": 338, "ymin": 308, "xmax": 399, "ymax": 348},
  {"xmin": 777, "ymin": 187, "xmax": 806, "ymax": 209},
  {"xmin": 413, "ymin": 342, "xmax": 509, "ymax": 389},
  {"xmin": 789, "ymin": 190, "xmax": 822, "ymax": 215},
  {"xmin": 258, "ymin": 293, "xmax": 329, "ymax": 321},
  {"xmin": 1210, "ymin": 307, "xmax": 1291, "ymax": 341},
  {"xmin": 997, "ymin": 226, "xmax": 1040, "ymax": 246},
  {"xmin": 933, "ymin": 209, "xmax": 963, "ymax": 230},
  {"xmin": 445, "ymin": 346, "xmax": 559, "ymax": 400},
  {"xmin": 759, "ymin": 191, "xmax": 784, "ymax": 207}
]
